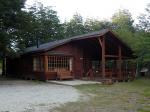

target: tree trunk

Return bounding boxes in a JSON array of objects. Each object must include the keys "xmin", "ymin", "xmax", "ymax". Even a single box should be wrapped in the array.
[{"xmin": 2, "ymin": 55, "xmax": 6, "ymax": 76}]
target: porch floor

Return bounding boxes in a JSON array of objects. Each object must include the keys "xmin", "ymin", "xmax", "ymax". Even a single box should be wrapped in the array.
[{"xmin": 48, "ymin": 80, "xmax": 101, "ymax": 86}]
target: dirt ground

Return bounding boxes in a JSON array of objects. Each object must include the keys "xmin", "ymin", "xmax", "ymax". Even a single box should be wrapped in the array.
[
  {"xmin": 0, "ymin": 78, "xmax": 149, "ymax": 112},
  {"xmin": 0, "ymin": 79, "xmax": 81, "ymax": 112}
]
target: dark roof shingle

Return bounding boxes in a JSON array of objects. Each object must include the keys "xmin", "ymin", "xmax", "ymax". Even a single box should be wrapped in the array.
[{"xmin": 24, "ymin": 29, "xmax": 109, "ymax": 53}]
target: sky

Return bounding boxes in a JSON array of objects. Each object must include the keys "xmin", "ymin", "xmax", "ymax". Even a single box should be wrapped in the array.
[{"xmin": 26, "ymin": 0, "xmax": 149, "ymax": 23}]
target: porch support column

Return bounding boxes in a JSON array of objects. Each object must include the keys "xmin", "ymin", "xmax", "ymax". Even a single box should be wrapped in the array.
[
  {"xmin": 118, "ymin": 45, "xmax": 122, "ymax": 80},
  {"xmin": 98, "ymin": 36, "xmax": 105, "ymax": 78},
  {"xmin": 44, "ymin": 55, "xmax": 48, "ymax": 80}
]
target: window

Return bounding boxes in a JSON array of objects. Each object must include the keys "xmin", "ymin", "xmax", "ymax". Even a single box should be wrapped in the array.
[
  {"xmin": 33, "ymin": 57, "xmax": 44, "ymax": 71},
  {"xmin": 48, "ymin": 56, "xmax": 72, "ymax": 71}
]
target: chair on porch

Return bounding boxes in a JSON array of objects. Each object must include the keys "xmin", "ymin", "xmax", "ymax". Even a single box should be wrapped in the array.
[
  {"xmin": 56, "ymin": 68, "xmax": 74, "ymax": 80},
  {"xmin": 85, "ymin": 68, "xmax": 94, "ymax": 80}
]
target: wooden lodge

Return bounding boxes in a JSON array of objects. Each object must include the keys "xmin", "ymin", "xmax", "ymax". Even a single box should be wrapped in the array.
[{"xmin": 6, "ymin": 29, "xmax": 136, "ymax": 81}]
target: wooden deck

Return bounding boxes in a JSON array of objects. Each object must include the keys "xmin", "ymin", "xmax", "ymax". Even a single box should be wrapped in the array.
[{"xmin": 82, "ymin": 68, "xmax": 136, "ymax": 82}]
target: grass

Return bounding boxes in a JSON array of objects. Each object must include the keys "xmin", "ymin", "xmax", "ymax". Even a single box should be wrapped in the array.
[{"xmin": 53, "ymin": 78, "xmax": 150, "ymax": 112}]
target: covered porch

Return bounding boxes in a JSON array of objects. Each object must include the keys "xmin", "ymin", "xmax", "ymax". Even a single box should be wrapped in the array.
[{"xmin": 71, "ymin": 31, "xmax": 136, "ymax": 81}]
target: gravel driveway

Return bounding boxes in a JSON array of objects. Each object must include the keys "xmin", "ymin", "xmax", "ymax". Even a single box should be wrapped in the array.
[{"xmin": 0, "ymin": 80, "xmax": 81, "ymax": 112}]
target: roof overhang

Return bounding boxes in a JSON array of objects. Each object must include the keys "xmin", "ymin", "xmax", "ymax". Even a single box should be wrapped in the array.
[{"xmin": 23, "ymin": 29, "xmax": 135, "ymax": 58}]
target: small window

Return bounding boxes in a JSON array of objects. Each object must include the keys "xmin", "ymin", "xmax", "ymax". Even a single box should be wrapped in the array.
[{"xmin": 33, "ymin": 57, "xmax": 44, "ymax": 71}]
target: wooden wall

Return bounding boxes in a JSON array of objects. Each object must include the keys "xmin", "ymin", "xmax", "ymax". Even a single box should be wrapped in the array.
[
  {"xmin": 49, "ymin": 42, "xmax": 84, "ymax": 79},
  {"xmin": 6, "ymin": 55, "xmax": 46, "ymax": 81},
  {"xmin": 6, "ymin": 42, "xmax": 84, "ymax": 80}
]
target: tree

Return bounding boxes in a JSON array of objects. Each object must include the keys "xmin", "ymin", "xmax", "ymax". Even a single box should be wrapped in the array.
[
  {"xmin": 138, "ymin": 3, "xmax": 150, "ymax": 32},
  {"xmin": 0, "ymin": 0, "xmax": 26, "ymax": 52},
  {"xmin": 111, "ymin": 9, "xmax": 134, "ymax": 32},
  {"xmin": 63, "ymin": 13, "xmax": 86, "ymax": 37},
  {"xmin": 16, "ymin": 2, "xmax": 64, "ymax": 51},
  {"xmin": 110, "ymin": 9, "xmax": 144, "ymax": 60},
  {"xmin": 84, "ymin": 18, "xmax": 112, "ymax": 32},
  {"xmin": 136, "ymin": 3, "xmax": 150, "ymax": 62},
  {"xmin": 0, "ymin": 0, "xmax": 26, "ymax": 75}
]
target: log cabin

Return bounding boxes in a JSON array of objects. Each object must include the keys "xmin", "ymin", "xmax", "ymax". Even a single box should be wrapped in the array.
[{"xmin": 6, "ymin": 29, "xmax": 136, "ymax": 81}]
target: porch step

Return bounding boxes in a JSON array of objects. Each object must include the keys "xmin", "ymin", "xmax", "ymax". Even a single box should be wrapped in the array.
[{"xmin": 101, "ymin": 79, "xmax": 114, "ymax": 85}]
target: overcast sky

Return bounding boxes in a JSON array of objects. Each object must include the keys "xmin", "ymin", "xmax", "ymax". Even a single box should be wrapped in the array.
[{"xmin": 26, "ymin": 0, "xmax": 149, "ymax": 23}]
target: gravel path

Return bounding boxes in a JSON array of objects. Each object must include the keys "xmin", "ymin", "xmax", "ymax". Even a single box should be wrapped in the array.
[
  {"xmin": 49, "ymin": 80, "xmax": 101, "ymax": 86},
  {"xmin": 0, "ymin": 80, "xmax": 81, "ymax": 112}
]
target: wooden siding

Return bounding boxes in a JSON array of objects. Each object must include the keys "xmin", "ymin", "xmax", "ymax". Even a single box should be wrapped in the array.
[
  {"xmin": 47, "ymin": 43, "xmax": 83, "ymax": 79},
  {"xmin": 6, "ymin": 42, "xmax": 84, "ymax": 80}
]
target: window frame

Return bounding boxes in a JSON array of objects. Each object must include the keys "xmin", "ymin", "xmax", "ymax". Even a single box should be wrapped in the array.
[
  {"xmin": 33, "ymin": 56, "xmax": 44, "ymax": 71},
  {"xmin": 48, "ymin": 55, "xmax": 72, "ymax": 72}
]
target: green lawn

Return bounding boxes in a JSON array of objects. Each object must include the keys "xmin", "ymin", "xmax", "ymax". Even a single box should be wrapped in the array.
[{"xmin": 53, "ymin": 78, "xmax": 150, "ymax": 112}]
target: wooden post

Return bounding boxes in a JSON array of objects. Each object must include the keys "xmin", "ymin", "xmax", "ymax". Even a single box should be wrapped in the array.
[
  {"xmin": 44, "ymin": 55, "xmax": 48, "ymax": 80},
  {"xmin": 118, "ymin": 46, "xmax": 122, "ymax": 80},
  {"xmin": 2, "ymin": 56, "xmax": 6, "ymax": 76},
  {"xmin": 44, "ymin": 55, "xmax": 48, "ymax": 72},
  {"xmin": 98, "ymin": 37, "xmax": 105, "ymax": 78}
]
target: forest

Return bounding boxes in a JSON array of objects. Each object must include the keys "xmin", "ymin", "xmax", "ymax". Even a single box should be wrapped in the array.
[{"xmin": 0, "ymin": 0, "xmax": 150, "ymax": 72}]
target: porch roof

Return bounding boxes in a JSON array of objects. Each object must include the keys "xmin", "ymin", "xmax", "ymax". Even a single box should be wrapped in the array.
[{"xmin": 24, "ymin": 29, "xmax": 134, "ymax": 57}]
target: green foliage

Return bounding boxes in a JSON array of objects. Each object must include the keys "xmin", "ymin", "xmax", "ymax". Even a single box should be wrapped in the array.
[
  {"xmin": 112, "ymin": 9, "xmax": 134, "ymax": 32},
  {"xmin": 135, "ymin": 32, "xmax": 150, "ymax": 62},
  {"xmin": 136, "ymin": 3, "xmax": 150, "ymax": 62},
  {"xmin": 111, "ymin": 9, "xmax": 139, "ymax": 58},
  {"xmin": 63, "ymin": 13, "xmax": 86, "ymax": 37},
  {"xmin": 0, "ymin": 1, "xmax": 64, "ymax": 54},
  {"xmin": 29, "ymin": 2, "xmax": 63, "ymax": 41},
  {"xmin": 16, "ymin": 2, "xmax": 64, "ymax": 51},
  {"xmin": 138, "ymin": 3, "xmax": 150, "ymax": 32},
  {"xmin": 0, "ymin": 0, "xmax": 26, "ymax": 56},
  {"xmin": 84, "ymin": 18, "xmax": 112, "ymax": 32},
  {"xmin": 63, "ymin": 13, "xmax": 113, "ymax": 38},
  {"xmin": 113, "ymin": 29, "xmax": 141, "ymax": 54},
  {"xmin": 110, "ymin": 8, "xmax": 150, "ymax": 63}
]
